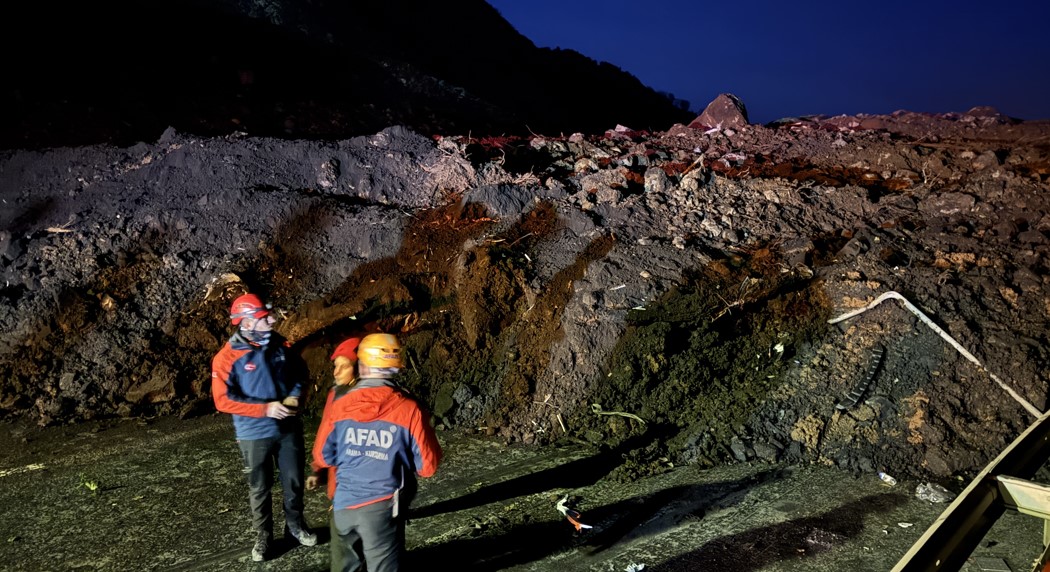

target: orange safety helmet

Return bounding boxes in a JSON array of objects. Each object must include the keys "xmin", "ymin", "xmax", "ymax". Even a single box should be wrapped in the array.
[
  {"xmin": 357, "ymin": 333, "xmax": 403, "ymax": 369},
  {"xmin": 230, "ymin": 293, "xmax": 270, "ymax": 325}
]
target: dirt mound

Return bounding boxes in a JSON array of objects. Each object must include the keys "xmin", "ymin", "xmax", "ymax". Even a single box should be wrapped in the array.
[{"xmin": 3, "ymin": 106, "xmax": 1049, "ymax": 480}]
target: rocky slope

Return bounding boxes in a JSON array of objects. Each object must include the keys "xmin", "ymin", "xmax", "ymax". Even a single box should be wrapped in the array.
[{"xmin": 3, "ymin": 99, "xmax": 1049, "ymax": 480}]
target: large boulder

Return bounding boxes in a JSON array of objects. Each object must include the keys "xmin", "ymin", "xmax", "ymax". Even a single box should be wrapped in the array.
[{"xmin": 688, "ymin": 93, "xmax": 750, "ymax": 130}]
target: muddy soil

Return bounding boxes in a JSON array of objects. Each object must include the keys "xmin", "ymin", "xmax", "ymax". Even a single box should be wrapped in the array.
[
  {"xmin": 4, "ymin": 110, "xmax": 1050, "ymax": 478},
  {"xmin": 2, "ymin": 106, "xmax": 1050, "ymax": 572},
  {"xmin": 3, "ymin": 412, "xmax": 1043, "ymax": 571}
]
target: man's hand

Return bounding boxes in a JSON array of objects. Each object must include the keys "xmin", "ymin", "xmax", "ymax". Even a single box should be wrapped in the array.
[{"xmin": 266, "ymin": 401, "xmax": 291, "ymax": 419}]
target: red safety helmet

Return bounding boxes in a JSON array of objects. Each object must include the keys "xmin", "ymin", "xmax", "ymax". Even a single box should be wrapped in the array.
[
  {"xmin": 330, "ymin": 337, "xmax": 361, "ymax": 362},
  {"xmin": 230, "ymin": 293, "xmax": 270, "ymax": 325}
]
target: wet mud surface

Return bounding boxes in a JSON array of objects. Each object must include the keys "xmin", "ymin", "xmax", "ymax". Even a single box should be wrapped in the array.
[
  {"xmin": 2, "ymin": 413, "xmax": 1042, "ymax": 571},
  {"xmin": 2, "ymin": 107, "xmax": 1050, "ymax": 569}
]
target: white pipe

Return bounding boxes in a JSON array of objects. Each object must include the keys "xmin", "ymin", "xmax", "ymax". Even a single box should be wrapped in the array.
[{"xmin": 828, "ymin": 291, "xmax": 1042, "ymax": 418}]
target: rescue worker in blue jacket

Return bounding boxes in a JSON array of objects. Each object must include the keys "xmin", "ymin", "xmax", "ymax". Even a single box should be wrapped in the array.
[
  {"xmin": 312, "ymin": 333, "xmax": 443, "ymax": 572},
  {"xmin": 307, "ymin": 337, "xmax": 361, "ymax": 500},
  {"xmin": 211, "ymin": 293, "xmax": 317, "ymax": 562}
]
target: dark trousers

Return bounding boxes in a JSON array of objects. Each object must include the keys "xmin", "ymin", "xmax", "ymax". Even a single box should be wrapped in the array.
[
  {"xmin": 237, "ymin": 430, "xmax": 306, "ymax": 537},
  {"xmin": 331, "ymin": 499, "xmax": 403, "ymax": 572}
]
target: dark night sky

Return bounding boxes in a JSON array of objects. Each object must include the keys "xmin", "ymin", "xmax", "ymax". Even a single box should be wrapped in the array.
[{"xmin": 488, "ymin": 0, "xmax": 1050, "ymax": 124}]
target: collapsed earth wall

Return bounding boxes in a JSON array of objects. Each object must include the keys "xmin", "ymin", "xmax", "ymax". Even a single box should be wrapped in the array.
[{"xmin": 2, "ymin": 114, "xmax": 1050, "ymax": 479}]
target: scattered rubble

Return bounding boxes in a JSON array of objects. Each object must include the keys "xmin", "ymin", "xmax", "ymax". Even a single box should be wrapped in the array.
[{"xmin": 2, "ymin": 96, "xmax": 1050, "ymax": 483}]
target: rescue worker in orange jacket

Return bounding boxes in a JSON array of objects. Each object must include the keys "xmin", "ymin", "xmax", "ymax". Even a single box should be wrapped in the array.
[
  {"xmin": 312, "ymin": 333, "xmax": 443, "ymax": 572},
  {"xmin": 211, "ymin": 293, "xmax": 317, "ymax": 562},
  {"xmin": 307, "ymin": 337, "xmax": 361, "ymax": 500}
]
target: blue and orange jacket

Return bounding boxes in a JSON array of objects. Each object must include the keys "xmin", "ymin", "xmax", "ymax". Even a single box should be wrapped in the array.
[
  {"xmin": 211, "ymin": 332, "xmax": 304, "ymax": 440},
  {"xmin": 312, "ymin": 378, "xmax": 442, "ymax": 510},
  {"xmin": 310, "ymin": 385, "xmax": 350, "ymax": 500}
]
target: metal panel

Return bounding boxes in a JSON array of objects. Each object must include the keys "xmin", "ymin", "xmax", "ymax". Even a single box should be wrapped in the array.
[
  {"xmin": 892, "ymin": 409, "xmax": 1050, "ymax": 571},
  {"xmin": 997, "ymin": 475, "xmax": 1050, "ymax": 520}
]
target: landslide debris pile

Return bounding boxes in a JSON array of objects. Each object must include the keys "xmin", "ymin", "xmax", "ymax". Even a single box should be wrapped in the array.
[{"xmin": 2, "ymin": 103, "xmax": 1049, "ymax": 480}]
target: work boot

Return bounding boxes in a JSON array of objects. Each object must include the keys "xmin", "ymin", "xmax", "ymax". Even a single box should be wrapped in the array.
[
  {"xmin": 251, "ymin": 531, "xmax": 271, "ymax": 562},
  {"xmin": 286, "ymin": 523, "xmax": 317, "ymax": 546}
]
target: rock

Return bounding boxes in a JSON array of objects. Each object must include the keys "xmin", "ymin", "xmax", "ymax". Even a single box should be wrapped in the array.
[
  {"xmin": 858, "ymin": 117, "xmax": 887, "ymax": 130},
  {"xmin": 972, "ymin": 150, "xmax": 1000, "ymax": 170},
  {"xmin": 0, "ymin": 230, "xmax": 12, "ymax": 261},
  {"xmin": 919, "ymin": 192, "xmax": 976, "ymax": 216},
  {"xmin": 125, "ymin": 364, "xmax": 176, "ymax": 404},
  {"xmin": 780, "ymin": 238, "xmax": 814, "ymax": 267},
  {"xmin": 965, "ymin": 106, "xmax": 1000, "ymax": 117},
  {"xmin": 834, "ymin": 235, "xmax": 869, "ymax": 260},
  {"xmin": 729, "ymin": 435, "xmax": 754, "ymax": 462},
  {"xmin": 644, "ymin": 167, "xmax": 670, "ymax": 194},
  {"xmin": 574, "ymin": 157, "xmax": 599, "ymax": 173},
  {"xmin": 595, "ymin": 186, "xmax": 621, "ymax": 205},
  {"xmin": 753, "ymin": 441, "xmax": 780, "ymax": 462},
  {"xmin": 451, "ymin": 383, "xmax": 474, "ymax": 405},
  {"xmin": 581, "ymin": 290, "xmax": 600, "ymax": 308},
  {"xmin": 688, "ymin": 93, "xmax": 749, "ymax": 131},
  {"xmin": 924, "ymin": 448, "xmax": 953, "ymax": 477},
  {"xmin": 58, "ymin": 373, "xmax": 77, "ymax": 394},
  {"xmin": 317, "ymin": 158, "xmax": 340, "ymax": 189},
  {"xmin": 580, "ymin": 169, "xmax": 628, "ymax": 203},
  {"xmin": 1017, "ymin": 230, "xmax": 1047, "ymax": 244}
]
